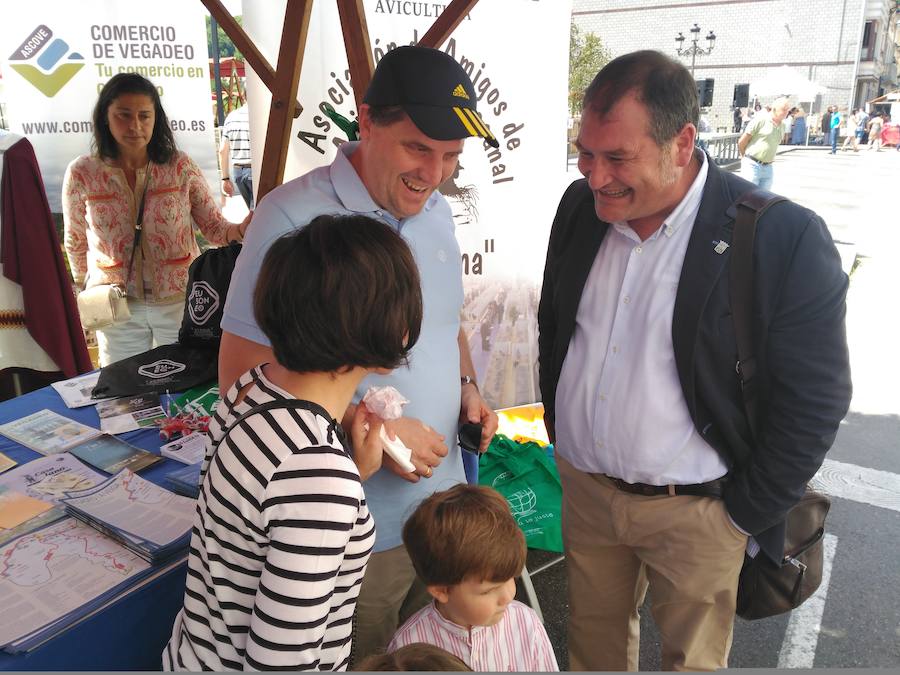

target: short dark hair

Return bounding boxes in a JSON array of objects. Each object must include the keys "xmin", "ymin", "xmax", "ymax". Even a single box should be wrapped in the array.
[
  {"xmin": 366, "ymin": 104, "xmax": 407, "ymax": 127},
  {"xmin": 253, "ymin": 214, "xmax": 422, "ymax": 373},
  {"xmin": 353, "ymin": 643, "xmax": 471, "ymax": 671},
  {"xmin": 582, "ymin": 50, "xmax": 699, "ymax": 147},
  {"xmin": 402, "ymin": 484, "xmax": 526, "ymax": 587},
  {"xmin": 92, "ymin": 73, "xmax": 177, "ymax": 164}
]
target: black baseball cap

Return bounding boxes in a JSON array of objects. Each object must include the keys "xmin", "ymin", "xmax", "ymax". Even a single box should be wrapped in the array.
[{"xmin": 363, "ymin": 45, "xmax": 499, "ymax": 148}]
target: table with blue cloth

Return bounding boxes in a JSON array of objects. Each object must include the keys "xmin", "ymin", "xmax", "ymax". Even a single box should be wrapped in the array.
[{"xmin": 0, "ymin": 383, "xmax": 190, "ymax": 671}]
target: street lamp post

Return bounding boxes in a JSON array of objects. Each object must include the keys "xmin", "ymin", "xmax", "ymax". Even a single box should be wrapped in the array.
[{"xmin": 675, "ymin": 23, "xmax": 716, "ymax": 78}]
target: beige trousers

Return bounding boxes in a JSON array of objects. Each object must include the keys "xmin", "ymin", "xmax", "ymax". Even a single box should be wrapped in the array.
[
  {"xmin": 558, "ymin": 455, "xmax": 747, "ymax": 672},
  {"xmin": 350, "ymin": 544, "xmax": 431, "ymax": 664}
]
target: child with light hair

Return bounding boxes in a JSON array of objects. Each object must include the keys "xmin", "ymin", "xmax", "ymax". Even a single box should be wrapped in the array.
[{"xmin": 388, "ymin": 484, "xmax": 558, "ymax": 671}]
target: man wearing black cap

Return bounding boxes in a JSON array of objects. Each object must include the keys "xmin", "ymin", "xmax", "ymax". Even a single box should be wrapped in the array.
[{"xmin": 217, "ymin": 46, "xmax": 499, "ymax": 660}]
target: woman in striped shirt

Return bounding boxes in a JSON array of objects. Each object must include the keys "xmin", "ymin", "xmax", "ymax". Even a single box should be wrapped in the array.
[{"xmin": 164, "ymin": 214, "xmax": 423, "ymax": 671}]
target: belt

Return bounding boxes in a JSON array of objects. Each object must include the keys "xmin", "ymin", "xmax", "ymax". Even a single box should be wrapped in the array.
[
  {"xmin": 602, "ymin": 474, "xmax": 727, "ymax": 498},
  {"xmin": 232, "ymin": 163, "xmax": 251, "ymax": 169},
  {"xmin": 746, "ymin": 155, "xmax": 772, "ymax": 165}
]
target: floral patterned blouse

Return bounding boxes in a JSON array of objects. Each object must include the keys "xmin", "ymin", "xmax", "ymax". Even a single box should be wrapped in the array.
[{"xmin": 63, "ymin": 151, "xmax": 231, "ymax": 303}]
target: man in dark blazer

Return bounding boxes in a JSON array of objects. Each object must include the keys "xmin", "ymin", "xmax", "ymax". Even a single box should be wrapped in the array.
[{"xmin": 538, "ymin": 51, "xmax": 850, "ymax": 671}]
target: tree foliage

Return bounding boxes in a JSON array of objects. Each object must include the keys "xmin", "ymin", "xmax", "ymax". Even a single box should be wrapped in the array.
[
  {"xmin": 206, "ymin": 15, "xmax": 242, "ymax": 60},
  {"xmin": 569, "ymin": 21, "xmax": 612, "ymax": 116}
]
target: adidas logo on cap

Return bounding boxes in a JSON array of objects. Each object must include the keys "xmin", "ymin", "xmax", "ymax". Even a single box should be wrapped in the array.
[{"xmin": 452, "ymin": 84, "xmax": 470, "ymax": 99}]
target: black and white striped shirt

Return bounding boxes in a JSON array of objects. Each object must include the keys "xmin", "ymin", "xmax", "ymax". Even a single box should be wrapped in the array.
[
  {"xmin": 221, "ymin": 106, "xmax": 251, "ymax": 167},
  {"xmin": 163, "ymin": 366, "xmax": 375, "ymax": 671}
]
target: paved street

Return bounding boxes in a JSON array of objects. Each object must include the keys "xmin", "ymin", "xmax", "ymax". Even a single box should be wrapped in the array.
[{"xmin": 520, "ymin": 146, "xmax": 900, "ymax": 669}]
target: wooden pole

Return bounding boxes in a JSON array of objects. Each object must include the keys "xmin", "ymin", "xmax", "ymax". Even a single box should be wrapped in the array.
[
  {"xmin": 418, "ymin": 0, "xmax": 480, "ymax": 48},
  {"xmin": 201, "ymin": 0, "xmax": 277, "ymax": 93},
  {"xmin": 337, "ymin": 0, "xmax": 375, "ymax": 110},
  {"xmin": 255, "ymin": 0, "xmax": 313, "ymax": 201}
]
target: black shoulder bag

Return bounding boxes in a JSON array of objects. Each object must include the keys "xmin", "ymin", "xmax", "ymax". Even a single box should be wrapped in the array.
[{"xmin": 730, "ymin": 190, "xmax": 831, "ymax": 621}]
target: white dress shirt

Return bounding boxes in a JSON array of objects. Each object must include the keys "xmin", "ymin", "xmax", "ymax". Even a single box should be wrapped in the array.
[{"xmin": 555, "ymin": 153, "xmax": 730, "ymax": 485}]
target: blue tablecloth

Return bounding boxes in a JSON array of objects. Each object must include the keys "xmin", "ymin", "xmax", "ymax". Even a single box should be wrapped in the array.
[{"xmin": 0, "ymin": 384, "xmax": 190, "ymax": 671}]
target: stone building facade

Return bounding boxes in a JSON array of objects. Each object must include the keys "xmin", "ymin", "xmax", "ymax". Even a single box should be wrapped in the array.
[{"xmin": 572, "ymin": 0, "xmax": 900, "ymax": 133}]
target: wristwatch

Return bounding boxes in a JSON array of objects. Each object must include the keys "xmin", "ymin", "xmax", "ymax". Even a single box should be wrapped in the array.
[
  {"xmin": 221, "ymin": 177, "xmax": 231, "ymax": 182},
  {"xmin": 461, "ymin": 375, "xmax": 478, "ymax": 390}
]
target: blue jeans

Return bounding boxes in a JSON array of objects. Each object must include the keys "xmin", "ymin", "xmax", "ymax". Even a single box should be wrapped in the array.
[
  {"xmin": 740, "ymin": 156, "xmax": 773, "ymax": 190},
  {"xmin": 231, "ymin": 164, "xmax": 254, "ymax": 209},
  {"xmin": 830, "ymin": 127, "xmax": 839, "ymax": 153}
]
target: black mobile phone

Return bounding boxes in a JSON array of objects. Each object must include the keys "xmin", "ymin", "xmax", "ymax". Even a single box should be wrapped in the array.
[{"xmin": 458, "ymin": 422, "xmax": 483, "ymax": 453}]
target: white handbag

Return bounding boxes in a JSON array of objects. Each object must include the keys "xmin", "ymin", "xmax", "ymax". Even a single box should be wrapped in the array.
[
  {"xmin": 77, "ymin": 284, "xmax": 131, "ymax": 330},
  {"xmin": 75, "ymin": 167, "xmax": 150, "ymax": 332}
]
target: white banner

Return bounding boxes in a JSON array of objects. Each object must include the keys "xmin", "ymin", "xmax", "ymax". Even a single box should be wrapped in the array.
[
  {"xmin": 243, "ymin": 0, "xmax": 571, "ymax": 408},
  {"xmin": 0, "ymin": 0, "xmax": 217, "ymax": 212}
]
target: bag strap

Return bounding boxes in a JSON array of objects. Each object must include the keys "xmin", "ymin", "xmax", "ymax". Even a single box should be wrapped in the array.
[
  {"xmin": 220, "ymin": 398, "xmax": 342, "ymax": 445},
  {"xmin": 124, "ymin": 167, "xmax": 151, "ymax": 289},
  {"xmin": 209, "ymin": 396, "xmax": 345, "ymax": 469},
  {"xmin": 729, "ymin": 189, "xmax": 787, "ymax": 438}
]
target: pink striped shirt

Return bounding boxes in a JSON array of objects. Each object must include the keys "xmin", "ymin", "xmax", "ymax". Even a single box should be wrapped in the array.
[{"xmin": 387, "ymin": 600, "xmax": 559, "ymax": 672}]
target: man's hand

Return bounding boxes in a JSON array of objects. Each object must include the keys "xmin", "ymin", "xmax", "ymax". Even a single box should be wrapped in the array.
[
  {"xmin": 349, "ymin": 404, "xmax": 384, "ymax": 481},
  {"xmin": 222, "ymin": 178, "xmax": 235, "ymax": 196},
  {"xmin": 382, "ymin": 416, "xmax": 448, "ymax": 483},
  {"xmin": 460, "ymin": 385, "xmax": 498, "ymax": 453}
]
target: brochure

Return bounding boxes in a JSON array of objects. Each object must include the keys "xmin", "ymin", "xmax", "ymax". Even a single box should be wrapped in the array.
[
  {"xmin": 0, "ymin": 410, "xmax": 102, "ymax": 455},
  {"xmin": 61, "ymin": 469, "xmax": 194, "ymax": 563},
  {"xmin": 0, "ymin": 452, "xmax": 16, "ymax": 474},
  {"xmin": 50, "ymin": 372, "xmax": 111, "ymax": 409},
  {"xmin": 160, "ymin": 432, "xmax": 207, "ymax": 465},
  {"xmin": 0, "ymin": 517, "xmax": 152, "ymax": 654},
  {"xmin": 0, "ymin": 453, "xmax": 109, "ymax": 545},
  {"xmin": 68, "ymin": 435, "xmax": 161, "ymax": 474},
  {"xmin": 95, "ymin": 394, "xmax": 166, "ymax": 435},
  {"xmin": 164, "ymin": 462, "xmax": 202, "ymax": 499},
  {"xmin": 0, "ymin": 489, "xmax": 53, "ymax": 529}
]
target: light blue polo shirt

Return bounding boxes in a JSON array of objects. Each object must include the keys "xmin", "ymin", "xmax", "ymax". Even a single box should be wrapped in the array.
[{"xmin": 222, "ymin": 142, "xmax": 465, "ymax": 551}]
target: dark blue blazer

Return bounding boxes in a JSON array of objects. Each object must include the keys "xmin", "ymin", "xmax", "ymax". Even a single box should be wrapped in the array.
[{"xmin": 537, "ymin": 157, "xmax": 851, "ymax": 563}]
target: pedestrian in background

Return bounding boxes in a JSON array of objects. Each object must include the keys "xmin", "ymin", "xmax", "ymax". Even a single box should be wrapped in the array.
[
  {"xmin": 821, "ymin": 105, "xmax": 833, "ymax": 144},
  {"xmin": 829, "ymin": 108, "xmax": 842, "ymax": 154},
  {"xmin": 841, "ymin": 109, "xmax": 860, "ymax": 151},
  {"xmin": 855, "ymin": 108, "xmax": 870, "ymax": 147},
  {"xmin": 219, "ymin": 103, "xmax": 253, "ymax": 209},
  {"xmin": 867, "ymin": 113, "xmax": 884, "ymax": 151},
  {"xmin": 738, "ymin": 96, "xmax": 792, "ymax": 189}
]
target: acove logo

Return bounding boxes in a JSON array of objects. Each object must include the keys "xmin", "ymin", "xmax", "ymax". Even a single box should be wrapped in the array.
[
  {"xmin": 9, "ymin": 25, "xmax": 85, "ymax": 97},
  {"xmin": 138, "ymin": 359, "xmax": 187, "ymax": 379}
]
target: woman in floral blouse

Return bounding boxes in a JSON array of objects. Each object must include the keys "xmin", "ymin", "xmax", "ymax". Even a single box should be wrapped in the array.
[{"xmin": 63, "ymin": 73, "xmax": 251, "ymax": 366}]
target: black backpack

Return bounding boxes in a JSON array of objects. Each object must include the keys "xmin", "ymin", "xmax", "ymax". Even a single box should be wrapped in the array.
[{"xmin": 178, "ymin": 242, "xmax": 242, "ymax": 348}]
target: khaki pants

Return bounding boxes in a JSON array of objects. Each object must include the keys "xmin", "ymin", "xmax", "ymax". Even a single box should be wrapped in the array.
[
  {"xmin": 350, "ymin": 544, "xmax": 431, "ymax": 664},
  {"xmin": 558, "ymin": 455, "xmax": 747, "ymax": 672}
]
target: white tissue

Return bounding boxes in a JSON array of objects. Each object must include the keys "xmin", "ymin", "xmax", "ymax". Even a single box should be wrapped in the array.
[
  {"xmin": 362, "ymin": 386, "xmax": 409, "ymax": 420},
  {"xmin": 362, "ymin": 386, "xmax": 415, "ymax": 473},
  {"xmin": 378, "ymin": 426, "xmax": 416, "ymax": 472}
]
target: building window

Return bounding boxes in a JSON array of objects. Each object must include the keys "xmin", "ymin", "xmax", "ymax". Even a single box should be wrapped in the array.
[
  {"xmin": 696, "ymin": 78, "xmax": 715, "ymax": 107},
  {"xmin": 733, "ymin": 83, "xmax": 750, "ymax": 109},
  {"xmin": 861, "ymin": 21, "xmax": 877, "ymax": 61}
]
